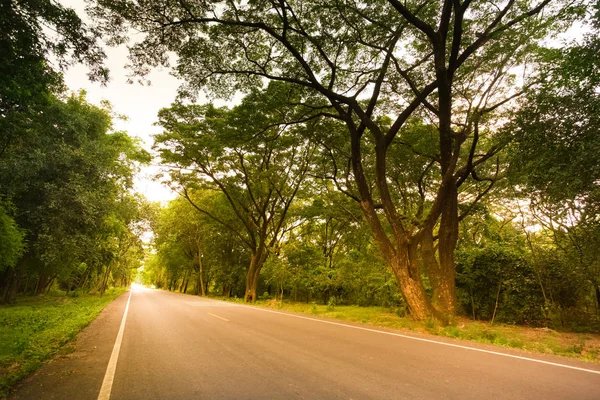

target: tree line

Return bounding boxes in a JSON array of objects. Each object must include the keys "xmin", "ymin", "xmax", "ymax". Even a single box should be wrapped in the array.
[{"xmin": 0, "ymin": 0, "xmax": 148, "ymax": 303}]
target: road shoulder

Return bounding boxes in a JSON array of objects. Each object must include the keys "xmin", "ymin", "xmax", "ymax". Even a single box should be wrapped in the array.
[{"xmin": 9, "ymin": 291, "xmax": 130, "ymax": 400}]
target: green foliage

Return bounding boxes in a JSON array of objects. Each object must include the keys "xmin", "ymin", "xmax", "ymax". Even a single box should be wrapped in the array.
[
  {"xmin": 0, "ymin": 92, "xmax": 149, "ymax": 302},
  {"xmin": 326, "ymin": 296, "xmax": 337, "ymax": 311},
  {"xmin": 259, "ymin": 186, "xmax": 404, "ymax": 307},
  {"xmin": 0, "ymin": 0, "xmax": 106, "ymax": 156},
  {"xmin": 504, "ymin": 12, "xmax": 600, "ymax": 328},
  {"xmin": 508, "ymin": 3, "xmax": 600, "ymax": 212},
  {"xmin": 0, "ymin": 203, "xmax": 25, "ymax": 272},
  {"xmin": 90, "ymin": 0, "xmax": 577, "ymax": 321},
  {"xmin": 456, "ymin": 211, "xmax": 545, "ymax": 324},
  {"xmin": 153, "ymin": 83, "xmax": 317, "ymax": 299},
  {"xmin": 148, "ymin": 194, "xmax": 248, "ymax": 297},
  {"xmin": 0, "ymin": 0, "xmax": 144, "ymax": 303}
]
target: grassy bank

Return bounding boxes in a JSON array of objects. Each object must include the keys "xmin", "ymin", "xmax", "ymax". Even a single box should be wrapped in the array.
[
  {"xmin": 0, "ymin": 288, "xmax": 125, "ymax": 397},
  {"xmin": 218, "ymin": 297, "xmax": 600, "ymax": 362}
]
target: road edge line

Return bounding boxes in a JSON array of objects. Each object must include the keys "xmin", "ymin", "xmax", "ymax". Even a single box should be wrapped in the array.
[
  {"xmin": 223, "ymin": 300, "xmax": 600, "ymax": 375},
  {"xmin": 97, "ymin": 289, "xmax": 133, "ymax": 400}
]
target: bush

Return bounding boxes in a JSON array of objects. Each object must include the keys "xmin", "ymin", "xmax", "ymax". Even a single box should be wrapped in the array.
[{"xmin": 326, "ymin": 296, "xmax": 337, "ymax": 311}]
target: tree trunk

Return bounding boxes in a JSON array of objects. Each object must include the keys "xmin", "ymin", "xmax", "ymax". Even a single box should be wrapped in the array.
[
  {"xmin": 358, "ymin": 200, "xmax": 443, "ymax": 322},
  {"xmin": 46, "ymin": 276, "xmax": 55, "ymax": 294},
  {"xmin": 436, "ymin": 182, "xmax": 458, "ymax": 315},
  {"xmin": 197, "ymin": 240, "xmax": 205, "ymax": 296},
  {"xmin": 35, "ymin": 272, "xmax": 50, "ymax": 295},
  {"xmin": 78, "ymin": 264, "xmax": 91, "ymax": 289},
  {"xmin": 491, "ymin": 281, "xmax": 502, "ymax": 325},
  {"xmin": 183, "ymin": 275, "xmax": 189, "ymax": 294},
  {"xmin": 3, "ymin": 265, "xmax": 22, "ymax": 304},
  {"xmin": 23, "ymin": 274, "xmax": 32, "ymax": 295},
  {"xmin": 430, "ymin": 46, "xmax": 459, "ymax": 317},
  {"xmin": 595, "ymin": 284, "xmax": 600, "ymax": 314},
  {"xmin": 100, "ymin": 264, "xmax": 112, "ymax": 296},
  {"xmin": 244, "ymin": 246, "xmax": 268, "ymax": 302},
  {"xmin": 0, "ymin": 267, "xmax": 12, "ymax": 303},
  {"xmin": 389, "ymin": 244, "xmax": 446, "ymax": 322},
  {"xmin": 178, "ymin": 274, "xmax": 185, "ymax": 292},
  {"xmin": 222, "ymin": 284, "xmax": 231, "ymax": 298},
  {"xmin": 3, "ymin": 254, "xmax": 31, "ymax": 303},
  {"xmin": 349, "ymin": 120, "xmax": 449, "ymax": 322}
]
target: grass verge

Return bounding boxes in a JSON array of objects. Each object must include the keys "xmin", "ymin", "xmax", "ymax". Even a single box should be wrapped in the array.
[
  {"xmin": 0, "ymin": 288, "xmax": 125, "ymax": 397},
  {"xmin": 216, "ymin": 297, "xmax": 600, "ymax": 363}
]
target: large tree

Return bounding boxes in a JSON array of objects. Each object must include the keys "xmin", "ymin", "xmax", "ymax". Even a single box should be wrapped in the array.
[
  {"xmin": 154, "ymin": 84, "xmax": 315, "ymax": 301},
  {"xmin": 92, "ymin": 0, "xmax": 576, "ymax": 319}
]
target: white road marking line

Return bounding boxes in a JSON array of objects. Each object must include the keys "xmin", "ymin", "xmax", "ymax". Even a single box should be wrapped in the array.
[
  {"xmin": 224, "ymin": 301, "xmax": 600, "ymax": 376},
  {"xmin": 97, "ymin": 289, "xmax": 133, "ymax": 400},
  {"xmin": 208, "ymin": 312, "xmax": 230, "ymax": 321}
]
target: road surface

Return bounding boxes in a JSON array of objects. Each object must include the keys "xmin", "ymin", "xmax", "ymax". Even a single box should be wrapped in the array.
[{"xmin": 10, "ymin": 288, "xmax": 600, "ymax": 399}]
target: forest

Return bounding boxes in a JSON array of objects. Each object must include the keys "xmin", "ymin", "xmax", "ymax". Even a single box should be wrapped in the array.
[
  {"xmin": 2, "ymin": 0, "xmax": 600, "ymax": 332},
  {"xmin": 0, "ymin": 0, "xmax": 150, "ymax": 304}
]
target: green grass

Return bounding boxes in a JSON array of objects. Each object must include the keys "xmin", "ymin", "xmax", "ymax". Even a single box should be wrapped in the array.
[
  {"xmin": 0, "ymin": 288, "xmax": 125, "ymax": 397},
  {"xmin": 217, "ymin": 298, "xmax": 600, "ymax": 363}
]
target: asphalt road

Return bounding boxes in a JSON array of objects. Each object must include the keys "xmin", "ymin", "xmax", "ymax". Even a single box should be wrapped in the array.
[{"xmin": 11, "ymin": 288, "xmax": 600, "ymax": 399}]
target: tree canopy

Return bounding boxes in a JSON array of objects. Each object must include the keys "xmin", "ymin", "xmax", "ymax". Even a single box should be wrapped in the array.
[
  {"xmin": 91, "ymin": 0, "xmax": 584, "ymax": 320},
  {"xmin": 154, "ymin": 83, "xmax": 316, "ymax": 300},
  {"xmin": 1, "ymin": 0, "xmax": 599, "ymax": 330}
]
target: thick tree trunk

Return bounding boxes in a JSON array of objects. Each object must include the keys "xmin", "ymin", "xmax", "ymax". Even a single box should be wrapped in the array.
[
  {"xmin": 348, "ymin": 118, "xmax": 447, "ymax": 322},
  {"xmin": 436, "ymin": 182, "xmax": 458, "ymax": 315},
  {"xmin": 428, "ymin": 46, "xmax": 459, "ymax": 317},
  {"xmin": 420, "ymin": 225, "xmax": 457, "ymax": 317},
  {"xmin": 357, "ymin": 194, "xmax": 443, "ymax": 321},
  {"xmin": 244, "ymin": 246, "xmax": 267, "ymax": 302},
  {"xmin": 420, "ymin": 228, "xmax": 440, "ymax": 290},
  {"xmin": 390, "ymin": 244, "xmax": 446, "ymax": 322}
]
